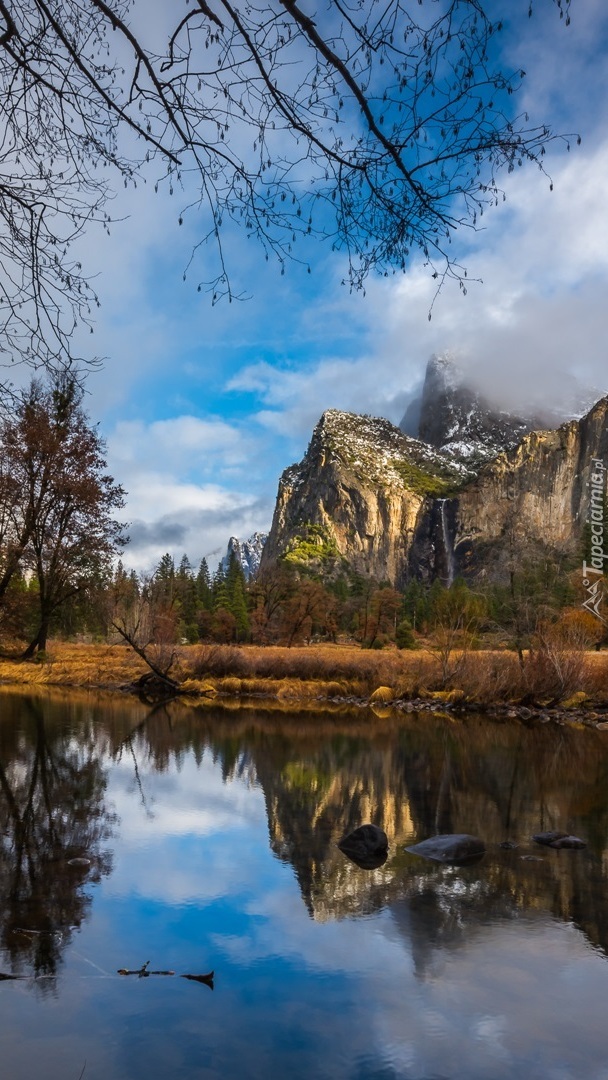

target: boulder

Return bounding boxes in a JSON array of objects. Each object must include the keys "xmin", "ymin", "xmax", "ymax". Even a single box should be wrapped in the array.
[
  {"xmin": 338, "ymin": 824, "xmax": 389, "ymax": 869},
  {"xmin": 405, "ymin": 833, "xmax": 486, "ymax": 864},
  {"xmin": 532, "ymin": 831, "xmax": 587, "ymax": 849},
  {"xmin": 550, "ymin": 836, "xmax": 587, "ymax": 849}
]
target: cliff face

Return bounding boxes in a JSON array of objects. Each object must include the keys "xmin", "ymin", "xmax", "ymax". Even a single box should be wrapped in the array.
[
  {"xmin": 260, "ymin": 409, "xmax": 470, "ymax": 583},
  {"xmin": 261, "ymin": 393, "xmax": 608, "ymax": 585},
  {"xmin": 449, "ymin": 396, "xmax": 608, "ymax": 575},
  {"xmin": 260, "ymin": 409, "xmax": 468, "ymax": 585}
]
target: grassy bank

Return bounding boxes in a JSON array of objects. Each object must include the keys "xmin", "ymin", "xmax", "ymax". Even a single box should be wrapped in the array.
[{"xmin": 0, "ymin": 641, "xmax": 608, "ymax": 713}]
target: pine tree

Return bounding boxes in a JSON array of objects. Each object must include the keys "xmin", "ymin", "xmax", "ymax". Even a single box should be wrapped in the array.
[
  {"xmin": 196, "ymin": 558, "xmax": 213, "ymax": 611},
  {"xmin": 226, "ymin": 554, "xmax": 250, "ymax": 642}
]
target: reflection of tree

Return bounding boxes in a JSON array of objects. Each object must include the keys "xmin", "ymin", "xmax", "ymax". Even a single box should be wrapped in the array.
[
  {"xmin": 80, "ymin": 698, "xmax": 608, "ymax": 958},
  {"xmin": 0, "ymin": 696, "xmax": 114, "ymax": 982},
  {"xmin": 6, "ymin": 689, "xmax": 608, "ymax": 985}
]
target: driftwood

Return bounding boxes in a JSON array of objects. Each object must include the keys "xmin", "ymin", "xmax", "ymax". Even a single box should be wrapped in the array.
[
  {"xmin": 117, "ymin": 961, "xmax": 174, "ymax": 977},
  {"xmin": 181, "ymin": 972, "xmax": 215, "ymax": 988},
  {"xmin": 117, "ymin": 960, "xmax": 214, "ymax": 988},
  {"xmin": 1, "ymin": 945, "xmax": 214, "ymax": 988}
]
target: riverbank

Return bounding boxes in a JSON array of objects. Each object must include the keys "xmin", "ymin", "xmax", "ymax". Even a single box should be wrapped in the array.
[{"xmin": 0, "ymin": 641, "xmax": 608, "ymax": 724}]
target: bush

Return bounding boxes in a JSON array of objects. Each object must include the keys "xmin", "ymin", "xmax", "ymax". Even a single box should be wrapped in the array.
[{"xmin": 396, "ymin": 618, "xmax": 416, "ymax": 650}]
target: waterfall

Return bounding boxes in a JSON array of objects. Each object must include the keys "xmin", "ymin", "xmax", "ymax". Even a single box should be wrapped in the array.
[{"xmin": 439, "ymin": 499, "xmax": 455, "ymax": 586}]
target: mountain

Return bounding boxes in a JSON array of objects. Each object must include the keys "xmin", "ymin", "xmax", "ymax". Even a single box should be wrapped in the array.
[
  {"xmin": 260, "ymin": 408, "xmax": 469, "ymax": 584},
  {"xmin": 222, "ymin": 532, "xmax": 268, "ymax": 580},
  {"xmin": 261, "ymin": 359, "xmax": 608, "ymax": 585},
  {"xmin": 400, "ymin": 354, "xmax": 557, "ymax": 468}
]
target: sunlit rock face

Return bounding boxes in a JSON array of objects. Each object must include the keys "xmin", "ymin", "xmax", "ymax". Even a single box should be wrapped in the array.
[
  {"xmin": 259, "ymin": 408, "xmax": 466, "ymax": 586},
  {"xmin": 261, "ymin": 358, "xmax": 608, "ymax": 584},
  {"xmin": 451, "ymin": 396, "xmax": 608, "ymax": 575}
]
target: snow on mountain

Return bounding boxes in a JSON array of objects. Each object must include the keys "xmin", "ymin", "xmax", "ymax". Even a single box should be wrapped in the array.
[
  {"xmin": 222, "ymin": 532, "xmax": 268, "ymax": 580},
  {"xmin": 400, "ymin": 354, "xmax": 560, "ymax": 467}
]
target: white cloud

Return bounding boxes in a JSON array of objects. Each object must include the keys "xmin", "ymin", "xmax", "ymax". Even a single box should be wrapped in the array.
[
  {"xmin": 110, "ymin": 415, "xmax": 252, "ymax": 474},
  {"xmin": 106, "ymin": 415, "xmax": 274, "ymax": 569},
  {"xmin": 227, "ymin": 132, "xmax": 608, "ymax": 445},
  {"xmin": 52, "ymin": 0, "xmax": 608, "ymax": 563}
]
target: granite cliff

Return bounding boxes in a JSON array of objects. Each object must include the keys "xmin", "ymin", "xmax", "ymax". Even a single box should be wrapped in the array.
[{"xmin": 261, "ymin": 360, "xmax": 608, "ymax": 585}]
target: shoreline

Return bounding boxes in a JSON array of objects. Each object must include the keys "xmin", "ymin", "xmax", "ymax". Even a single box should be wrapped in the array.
[{"xmin": 0, "ymin": 641, "xmax": 607, "ymax": 728}]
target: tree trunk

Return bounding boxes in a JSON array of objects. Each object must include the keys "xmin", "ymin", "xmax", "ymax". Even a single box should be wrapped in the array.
[{"xmin": 22, "ymin": 618, "xmax": 49, "ymax": 659}]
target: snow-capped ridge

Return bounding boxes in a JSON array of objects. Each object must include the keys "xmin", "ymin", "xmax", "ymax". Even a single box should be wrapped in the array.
[{"xmin": 222, "ymin": 531, "xmax": 268, "ymax": 580}]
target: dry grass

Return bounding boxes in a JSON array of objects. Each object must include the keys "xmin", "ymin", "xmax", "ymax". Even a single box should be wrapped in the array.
[
  {"xmin": 0, "ymin": 640, "xmax": 607, "ymax": 706},
  {"xmin": 185, "ymin": 642, "xmax": 438, "ymax": 698},
  {"xmin": 0, "ymin": 641, "xmax": 148, "ymax": 688}
]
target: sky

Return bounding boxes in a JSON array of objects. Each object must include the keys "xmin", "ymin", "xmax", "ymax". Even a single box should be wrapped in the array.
[{"xmin": 31, "ymin": 0, "xmax": 608, "ymax": 572}]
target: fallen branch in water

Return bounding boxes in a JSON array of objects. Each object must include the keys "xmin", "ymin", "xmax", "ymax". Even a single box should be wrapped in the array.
[
  {"xmin": 117, "ymin": 961, "xmax": 174, "ymax": 977},
  {"xmin": 117, "ymin": 960, "xmax": 214, "ymax": 988}
]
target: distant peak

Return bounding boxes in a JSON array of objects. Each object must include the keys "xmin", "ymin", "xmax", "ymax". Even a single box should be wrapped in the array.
[
  {"xmin": 400, "ymin": 354, "xmax": 559, "ymax": 467},
  {"xmin": 222, "ymin": 532, "xmax": 268, "ymax": 580}
]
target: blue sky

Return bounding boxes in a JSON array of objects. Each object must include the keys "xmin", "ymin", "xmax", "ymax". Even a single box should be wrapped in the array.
[{"xmin": 61, "ymin": 0, "xmax": 608, "ymax": 571}]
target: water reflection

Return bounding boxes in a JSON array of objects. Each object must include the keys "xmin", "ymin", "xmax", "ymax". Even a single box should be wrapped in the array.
[
  {"xmin": 0, "ymin": 691, "xmax": 608, "ymax": 1078},
  {"xmin": 0, "ymin": 694, "xmax": 114, "ymax": 982}
]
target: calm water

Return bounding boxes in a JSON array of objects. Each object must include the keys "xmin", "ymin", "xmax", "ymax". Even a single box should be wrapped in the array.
[{"xmin": 2, "ymin": 690, "xmax": 608, "ymax": 1079}]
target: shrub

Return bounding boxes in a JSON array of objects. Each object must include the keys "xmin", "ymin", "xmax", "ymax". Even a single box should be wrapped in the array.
[{"xmin": 396, "ymin": 618, "xmax": 416, "ymax": 650}]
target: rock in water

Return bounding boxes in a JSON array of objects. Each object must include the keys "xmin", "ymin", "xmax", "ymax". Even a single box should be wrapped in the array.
[
  {"xmin": 405, "ymin": 833, "xmax": 486, "ymax": 864},
  {"xmin": 338, "ymin": 824, "xmax": 389, "ymax": 869},
  {"xmin": 532, "ymin": 831, "xmax": 586, "ymax": 849},
  {"xmin": 550, "ymin": 836, "xmax": 587, "ymax": 849}
]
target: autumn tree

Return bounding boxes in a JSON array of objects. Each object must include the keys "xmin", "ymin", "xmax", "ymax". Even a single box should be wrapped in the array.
[
  {"xmin": 0, "ymin": 376, "xmax": 126, "ymax": 655},
  {"xmin": 364, "ymin": 586, "xmax": 403, "ymax": 648},
  {"xmin": 278, "ymin": 579, "xmax": 332, "ymax": 646},
  {"xmin": 0, "ymin": 0, "xmax": 575, "ymax": 371},
  {"xmin": 249, "ymin": 566, "xmax": 293, "ymax": 644}
]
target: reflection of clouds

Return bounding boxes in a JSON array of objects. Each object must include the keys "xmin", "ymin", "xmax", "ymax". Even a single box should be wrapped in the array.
[
  {"xmin": 95, "ymin": 741, "xmax": 608, "ymax": 1080},
  {"xmin": 213, "ymin": 886, "xmax": 412, "ymax": 978},
  {"xmin": 209, "ymin": 880, "xmax": 608, "ymax": 1078},
  {"xmin": 10, "ymin": 733, "xmax": 608, "ymax": 1080},
  {"xmin": 371, "ymin": 918, "xmax": 608, "ymax": 1080},
  {"xmin": 104, "ymin": 752, "xmax": 267, "ymax": 902}
]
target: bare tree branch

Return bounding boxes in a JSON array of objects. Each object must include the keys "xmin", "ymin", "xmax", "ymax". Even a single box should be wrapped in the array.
[{"xmin": 0, "ymin": 0, "xmax": 577, "ymax": 368}]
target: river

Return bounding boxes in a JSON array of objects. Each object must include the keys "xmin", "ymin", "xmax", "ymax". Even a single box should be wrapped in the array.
[{"xmin": 1, "ymin": 689, "xmax": 608, "ymax": 1079}]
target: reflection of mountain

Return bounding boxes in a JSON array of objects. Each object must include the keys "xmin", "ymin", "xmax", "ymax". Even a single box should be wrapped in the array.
[
  {"xmin": 258, "ymin": 737, "xmax": 415, "ymax": 919},
  {"xmin": 3, "ymin": 691, "xmax": 608, "ymax": 981},
  {"xmin": 247, "ymin": 715, "xmax": 608, "ymax": 948},
  {"xmin": 105, "ymin": 698, "xmax": 608, "ymax": 957}
]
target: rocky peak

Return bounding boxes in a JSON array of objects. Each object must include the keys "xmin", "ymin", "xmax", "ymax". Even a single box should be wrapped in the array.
[
  {"xmin": 401, "ymin": 354, "xmax": 557, "ymax": 468},
  {"xmin": 222, "ymin": 532, "xmax": 268, "ymax": 580},
  {"xmin": 309, "ymin": 407, "xmax": 472, "ymax": 485}
]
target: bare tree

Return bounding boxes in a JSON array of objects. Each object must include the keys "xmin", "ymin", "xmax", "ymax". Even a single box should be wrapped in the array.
[
  {"xmin": 109, "ymin": 570, "xmax": 180, "ymax": 688},
  {"xmin": 427, "ymin": 581, "xmax": 485, "ymax": 686},
  {"xmin": 0, "ymin": 0, "xmax": 575, "ymax": 369}
]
